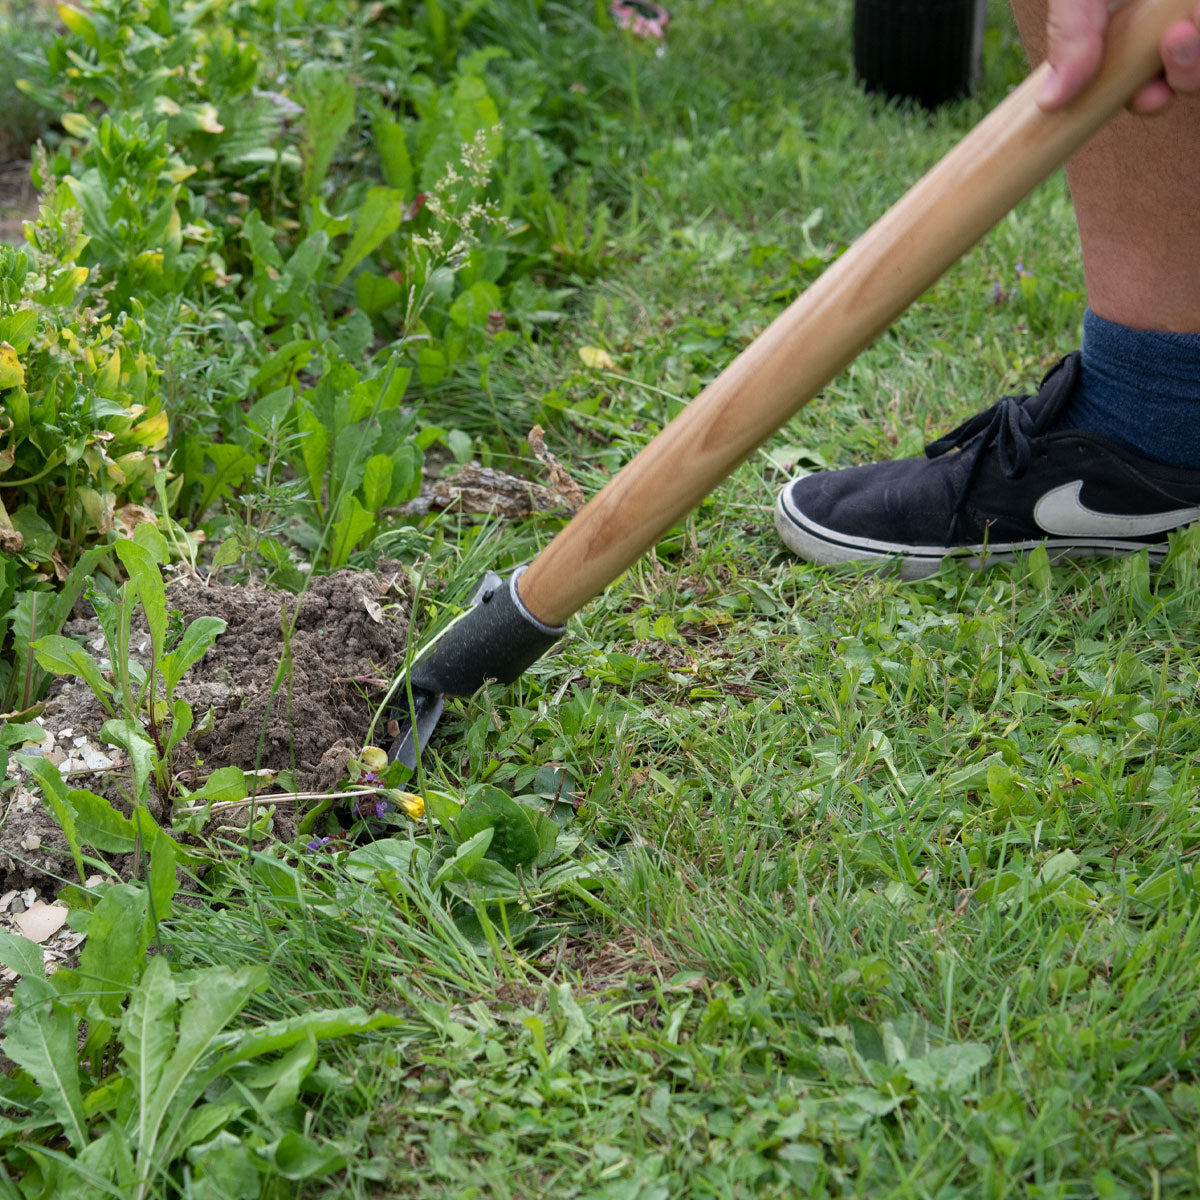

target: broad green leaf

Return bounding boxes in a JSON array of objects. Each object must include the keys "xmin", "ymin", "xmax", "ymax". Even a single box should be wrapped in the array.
[
  {"xmin": 115, "ymin": 539, "xmax": 166, "ymax": 656},
  {"xmin": 0, "ymin": 722, "xmax": 44, "ymax": 747},
  {"xmin": 68, "ymin": 787, "xmax": 152, "ymax": 854},
  {"xmin": 258, "ymin": 1130, "xmax": 347, "ymax": 1181},
  {"xmin": 1039, "ymin": 849, "xmax": 1080, "ymax": 888},
  {"xmin": 31, "ymin": 634, "xmax": 115, "ymax": 714},
  {"xmin": 903, "ymin": 1042, "xmax": 992, "ymax": 1092},
  {"xmin": 333, "ymin": 186, "xmax": 407, "ymax": 285},
  {"xmin": 2, "ymin": 998, "xmax": 87, "ymax": 1151},
  {"xmin": 373, "ymin": 114, "xmax": 412, "ymax": 196},
  {"xmin": 295, "ymin": 401, "xmax": 329, "ymax": 509},
  {"xmin": 360, "ymin": 454, "xmax": 393, "ymax": 512},
  {"xmin": 248, "ymin": 339, "xmax": 316, "ymax": 392},
  {"xmin": 120, "ymin": 955, "xmax": 176, "ymax": 1150},
  {"xmin": 147, "ymin": 826, "xmax": 178, "ymax": 928},
  {"xmin": 84, "ymin": 1073, "xmax": 132, "ymax": 1121},
  {"xmin": 176, "ymin": 1101, "xmax": 244, "ymax": 1156},
  {"xmin": 77, "ymin": 883, "xmax": 149, "ymax": 1018},
  {"xmin": 457, "ymin": 790, "xmax": 541, "ymax": 868},
  {"xmin": 246, "ymin": 1032, "xmax": 317, "ymax": 1115},
  {"xmin": 0, "ymin": 309, "xmax": 38, "ymax": 357},
  {"xmin": 216, "ymin": 1005, "xmax": 401, "ymax": 1071},
  {"xmin": 329, "ymin": 493, "xmax": 376, "ymax": 568},
  {"xmin": 344, "ymin": 839, "xmax": 421, "ymax": 883},
  {"xmin": 183, "ymin": 766, "xmax": 249, "ymax": 805},
  {"xmin": 164, "ymin": 696, "xmax": 194, "ymax": 756},
  {"xmin": 449, "ymin": 280, "xmax": 502, "ymax": 329},
  {"xmin": 132, "ymin": 522, "xmax": 170, "ymax": 567},
  {"xmin": 0, "ymin": 929, "xmax": 46, "ymax": 980},
  {"xmin": 77, "ymin": 1126, "xmax": 137, "ymax": 1190},
  {"xmin": 195, "ymin": 443, "xmax": 257, "ymax": 519},
  {"xmin": 424, "ymin": 788, "xmax": 462, "ymax": 829},
  {"xmin": 101, "ymin": 719, "xmax": 156, "ymax": 808},
  {"xmin": 355, "ymin": 271, "xmax": 404, "ymax": 315},
  {"xmin": 209, "ymin": 537, "xmax": 243, "ymax": 571},
  {"xmin": 431, "ymin": 827, "xmax": 494, "ymax": 889},
  {"xmin": 296, "ymin": 62, "xmax": 355, "ymax": 202},
  {"xmin": 17, "ymin": 754, "xmax": 85, "ymax": 884},
  {"xmin": 145, "ymin": 966, "xmax": 268, "ymax": 1160},
  {"xmin": 187, "ymin": 1130, "xmax": 262, "ymax": 1197}
]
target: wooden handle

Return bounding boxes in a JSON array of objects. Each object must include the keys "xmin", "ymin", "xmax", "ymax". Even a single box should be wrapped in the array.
[{"xmin": 519, "ymin": 0, "xmax": 1196, "ymax": 627}]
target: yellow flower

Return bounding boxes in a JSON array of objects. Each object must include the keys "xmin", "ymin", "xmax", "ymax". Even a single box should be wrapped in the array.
[{"xmin": 396, "ymin": 792, "xmax": 425, "ymax": 820}]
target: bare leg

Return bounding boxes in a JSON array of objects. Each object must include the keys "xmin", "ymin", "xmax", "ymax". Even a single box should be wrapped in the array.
[{"xmin": 1012, "ymin": 0, "xmax": 1200, "ymax": 332}]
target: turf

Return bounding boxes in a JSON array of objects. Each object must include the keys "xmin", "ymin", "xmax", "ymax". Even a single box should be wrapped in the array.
[{"xmin": 163, "ymin": 1, "xmax": 1200, "ymax": 1195}]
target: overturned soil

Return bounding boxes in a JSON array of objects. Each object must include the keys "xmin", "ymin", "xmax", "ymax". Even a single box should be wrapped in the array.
[{"xmin": 4, "ymin": 563, "xmax": 413, "ymax": 891}]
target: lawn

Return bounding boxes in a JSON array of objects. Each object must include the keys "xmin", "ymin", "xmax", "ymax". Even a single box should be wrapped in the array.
[{"xmin": 2, "ymin": 0, "xmax": 1200, "ymax": 1196}]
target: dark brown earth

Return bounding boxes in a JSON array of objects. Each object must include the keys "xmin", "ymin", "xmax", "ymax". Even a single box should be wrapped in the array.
[
  {"xmin": 3, "ymin": 563, "xmax": 413, "ymax": 890},
  {"xmin": 160, "ymin": 563, "xmax": 411, "ymax": 790}
]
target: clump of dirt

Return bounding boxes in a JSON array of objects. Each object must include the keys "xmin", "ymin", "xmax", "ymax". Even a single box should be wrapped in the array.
[
  {"xmin": 3, "ymin": 563, "xmax": 413, "ymax": 891},
  {"xmin": 161, "ymin": 563, "xmax": 411, "ymax": 789}
]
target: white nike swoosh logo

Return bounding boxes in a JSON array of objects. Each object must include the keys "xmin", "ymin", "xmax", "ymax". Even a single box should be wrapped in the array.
[{"xmin": 1034, "ymin": 481, "xmax": 1200, "ymax": 538}]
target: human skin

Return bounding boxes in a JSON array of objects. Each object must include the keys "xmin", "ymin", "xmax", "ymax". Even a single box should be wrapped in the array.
[{"xmin": 1012, "ymin": 0, "xmax": 1200, "ymax": 331}]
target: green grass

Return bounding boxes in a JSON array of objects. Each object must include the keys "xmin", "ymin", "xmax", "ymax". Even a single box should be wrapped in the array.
[{"xmin": 23, "ymin": 0, "xmax": 1200, "ymax": 1194}]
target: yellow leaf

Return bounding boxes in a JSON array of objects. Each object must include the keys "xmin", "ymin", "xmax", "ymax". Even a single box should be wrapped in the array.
[
  {"xmin": 195, "ymin": 103, "xmax": 225, "ymax": 134},
  {"xmin": 60, "ymin": 111, "xmax": 92, "ymax": 137},
  {"xmin": 0, "ymin": 343, "xmax": 25, "ymax": 389},
  {"xmin": 134, "ymin": 250, "xmax": 164, "ymax": 272},
  {"xmin": 578, "ymin": 346, "xmax": 616, "ymax": 371},
  {"xmin": 57, "ymin": 6, "xmax": 97, "ymax": 44},
  {"xmin": 131, "ymin": 411, "xmax": 168, "ymax": 448}
]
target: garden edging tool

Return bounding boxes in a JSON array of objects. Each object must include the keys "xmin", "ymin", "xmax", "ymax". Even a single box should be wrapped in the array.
[{"xmin": 388, "ymin": 0, "xmax": 1196, "ymax": 768}]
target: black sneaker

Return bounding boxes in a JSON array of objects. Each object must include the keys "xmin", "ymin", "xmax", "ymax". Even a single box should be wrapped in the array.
[{"xmin": 774, "ymin": 354, "xmax": 1200, "ymax": 579}]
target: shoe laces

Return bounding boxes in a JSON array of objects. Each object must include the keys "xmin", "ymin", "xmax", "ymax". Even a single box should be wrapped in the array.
[{"xmin": 925, "ymin": 392, "xmax": 1037, "ymax": 535}]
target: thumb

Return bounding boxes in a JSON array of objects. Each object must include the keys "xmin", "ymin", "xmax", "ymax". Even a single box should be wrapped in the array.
[{"xmin": 1038, "ymin": 0, "xmax": 1111, "ymax": 108}]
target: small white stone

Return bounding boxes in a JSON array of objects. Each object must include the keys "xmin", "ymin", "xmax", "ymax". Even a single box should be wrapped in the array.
[
  {"xmin": 0, "ymin": 890, "xmax": 17, "ymax": 911},
  {"xmin": 59, "ymin": 727, "xmax": 74, "ymax": 740},
  {"xmin": 80, "ymin": 746, "xmax": 115, "ymax": 771},
  {"xmin": 14, "ymin": 902, "xmax": 68, "ymax": 944},
  {"xmin": 19, "ymin": 834, "xmax": 41, "ymax": 852}
]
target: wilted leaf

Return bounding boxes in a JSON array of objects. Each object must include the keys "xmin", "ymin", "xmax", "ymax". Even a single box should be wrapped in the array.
[
  {"xmin": 578, "ymin": 345, "xmax": 616, "ymax": 371},
  {"xmin": 0, "ymin": 342, "xmax": 25, "ymax": 389}
]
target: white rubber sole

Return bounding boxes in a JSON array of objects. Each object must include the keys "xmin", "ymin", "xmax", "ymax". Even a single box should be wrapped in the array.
[{"xmin": 773, "ymin": 488, "xmax": 1167, "ymax": 579}]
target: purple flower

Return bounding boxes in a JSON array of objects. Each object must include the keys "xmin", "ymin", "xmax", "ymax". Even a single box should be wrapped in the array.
[
  {"xmin": 354, "ymin": 797, "xmax": 393, "ymax": 821},
  {"xmin": 306, "ymin": 836, "xmax": 335, "ymax": 853}
]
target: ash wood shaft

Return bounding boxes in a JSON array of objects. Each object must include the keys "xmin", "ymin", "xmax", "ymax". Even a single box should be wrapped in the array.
[{"xmin": 519, "ymin": 0, "xmax": 1196, "ymax": 627}]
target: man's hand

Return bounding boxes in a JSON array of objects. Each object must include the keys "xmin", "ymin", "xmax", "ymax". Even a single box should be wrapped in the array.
[{"xmin": 1037, "ymin": 0, "xmax": 1200, "ymax": 111}]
